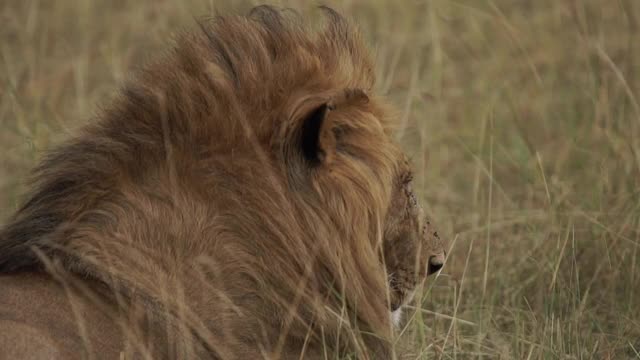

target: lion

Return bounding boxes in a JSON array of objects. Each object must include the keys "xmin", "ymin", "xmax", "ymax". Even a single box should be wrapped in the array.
[{"xmin": 0, "ymin": 6, "xmax": 446, "ymax": 359}]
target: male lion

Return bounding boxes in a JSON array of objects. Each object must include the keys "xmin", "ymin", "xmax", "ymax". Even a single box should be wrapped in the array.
[{"xmin": 0, "ymin": 6, "xmax": 446, "ymax": 359}]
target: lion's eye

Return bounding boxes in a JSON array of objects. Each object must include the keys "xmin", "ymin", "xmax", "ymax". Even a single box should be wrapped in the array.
[
  {"xmin": 401, "ymin": 173, "xmax": 419, "ymax": 208},
  {"xmin": 408, "ymin": 190, "xmax": 418, "ymax": 208},
  {"xmin": 405, "ymin": 180, "xmax": 413, "ymax": 194},
  {"xmin": 402, "ymin": 172, "xmax": 413, "ymax": 186}
]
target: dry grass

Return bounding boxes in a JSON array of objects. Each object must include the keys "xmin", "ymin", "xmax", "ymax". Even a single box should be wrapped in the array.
[{"xmin": 1, "ymin": 0, "xmax": 639, "ymax": 358}]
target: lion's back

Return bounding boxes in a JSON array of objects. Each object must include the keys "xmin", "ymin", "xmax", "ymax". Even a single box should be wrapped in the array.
[{"xmin": 0, "ymin": 274, "xmax": 123, "ymax": 360}]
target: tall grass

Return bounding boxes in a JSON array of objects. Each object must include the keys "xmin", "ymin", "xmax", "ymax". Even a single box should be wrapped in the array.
[{"xmin": 1, "ymin": 0, "xmax": 639, "ymax": 358}]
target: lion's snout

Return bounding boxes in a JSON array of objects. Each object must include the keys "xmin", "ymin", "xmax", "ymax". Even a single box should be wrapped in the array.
[
  {"xmin": 427, "ymin": 252, "xmax": 445, "ymax": 276},
  {"xmin": 422, "ymin": 218, "xmax": 446, "ymax": 277}
]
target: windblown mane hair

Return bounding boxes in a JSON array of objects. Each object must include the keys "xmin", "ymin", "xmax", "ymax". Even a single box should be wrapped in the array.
[{"xmin": 0, "ymin": 5, "xmax": 408, "ymax": 358}]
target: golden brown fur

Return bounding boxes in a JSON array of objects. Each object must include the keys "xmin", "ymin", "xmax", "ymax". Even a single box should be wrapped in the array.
[
  {"xmin": 0, "ymin": 273, "xmax": 123, "ymax": 359},
  {"xmin": 0, "ymin": 6, "xmax": 445, "ymax": 359}
]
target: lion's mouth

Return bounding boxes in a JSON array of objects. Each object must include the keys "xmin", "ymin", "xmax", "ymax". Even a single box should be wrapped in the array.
[
  {"xmin": 390, "ymin": 300, "xmax": 401, "ymax": 312},
  {"xmin": 389, "ymin": 288, "xmax": 416, "ymax": 312}
]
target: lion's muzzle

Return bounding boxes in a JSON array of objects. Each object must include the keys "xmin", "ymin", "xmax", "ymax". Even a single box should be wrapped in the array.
[{"xmin": 427, "ymin": 252, "xmax": 445, "ymax": 276}]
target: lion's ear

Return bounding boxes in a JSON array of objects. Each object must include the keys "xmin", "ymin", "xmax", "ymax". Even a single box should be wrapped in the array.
[{"xmin": 299, "ymin": 103, "xmax": 335, "ymax": 165}]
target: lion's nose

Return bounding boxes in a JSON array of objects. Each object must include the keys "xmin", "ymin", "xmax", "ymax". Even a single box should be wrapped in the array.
[{"xmin": 427, "ymin": 253, "xmax": 445, "ymax": 276}]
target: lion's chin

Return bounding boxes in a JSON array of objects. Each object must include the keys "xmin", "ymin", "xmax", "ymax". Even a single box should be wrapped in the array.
[
  {"xmin": 390, "ymin": 288, "xmax": 416, "ymax": 326},
  {"xmin": 391, "ymin": 308, "xmax": 403, "ymax": 326}
]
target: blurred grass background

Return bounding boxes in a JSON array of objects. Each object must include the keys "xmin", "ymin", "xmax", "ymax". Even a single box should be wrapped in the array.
[{"xmin": 1, "ymin": 0, "xmax": 639, "ymax": 358}]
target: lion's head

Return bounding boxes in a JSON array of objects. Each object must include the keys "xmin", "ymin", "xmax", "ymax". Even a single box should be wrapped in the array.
[
  {"xmin": 278, "ymin": 84, "xmax": 447, "ymax": 323},
  {"xmin": 383, "ymin": 158, "xmax": 446, "ymax": 321},
  {"xmin": 0, "ymin": 5, "xmax": 446, "ymax": 359}
]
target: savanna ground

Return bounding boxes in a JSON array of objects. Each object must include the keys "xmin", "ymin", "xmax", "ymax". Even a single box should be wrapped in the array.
[{"xmin": 1, "ymin": 0, "xmax": 639, "ymax": 358}]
